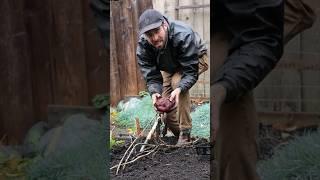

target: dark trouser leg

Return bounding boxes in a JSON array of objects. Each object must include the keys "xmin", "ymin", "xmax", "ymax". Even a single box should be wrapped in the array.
[
  {"xmin": 211, "ymin": 32, "xmax": 260, "ymax": 180},
  {"xmin": 216, "ymin": 92, "xmax": 259, "ymax": 180}
]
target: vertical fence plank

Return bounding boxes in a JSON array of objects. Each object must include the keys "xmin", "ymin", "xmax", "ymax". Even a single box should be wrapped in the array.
[
  {"xmin": 50, "ymin": 0, "xmax": 88, "ymax": 105},
  {"xmin": 82, "ymin": 0, "xmax": 108, "ymax": 102},
  {"xmin": 134, "ymin": 0, "xmax": 153, "ymax": 93},
  {"xmin": 136, "ymin": 0, "xmax": 153, "ymax": 15},
  {"xmin": 110, "ymin": 1, "xmax": 122, "ymax": 105},
  {"xmin": 25, "ymin": 0, "xmax": 53, "ymax": 122},
  {"xmin": 135, "ymin": 0, "xmax": 153, "ymax": 92},
  {"xmin": 131, "ymin": 0, "xmax": 147, "ymax": 92},
  {"xmin": 122, "ymin": 0, "xmax": 139, "ymax": 96},
  {"xmin": 112, "ymin": 1, "xmax": 127, "ymax": 102},
  {"xmin": 0, "ymin": 0, "xmax": 35, "ymax": 144}
]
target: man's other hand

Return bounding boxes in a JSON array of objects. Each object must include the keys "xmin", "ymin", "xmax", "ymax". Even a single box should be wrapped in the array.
[
  {"xmin": 152, "ymin": 93, "xmax": 161, "ymax": 105},
  {"xmin": 169, "ymin": 88, "xmax": 181, "ymax": 105}
]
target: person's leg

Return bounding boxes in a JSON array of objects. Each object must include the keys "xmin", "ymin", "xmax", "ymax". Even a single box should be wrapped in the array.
[
  {"xmin": 211, "ymin": 32, "xmax": 229, "ymax": 179},
  {"xmin": 217, "ymin": 92, "xmax": 259, "ymax": 180},
  {"xmin": 170, "ymin": 53, "xmax": 208, "ymax": 135},
  {"xmin": 170, "ymin": 72, "xmax": 192, "ymax": 132},
  {"xmin": 171, "ymin": 72, "xmax": 192, "ymax": 143},
  {"xmin": 161, "ymin": 71, "xmax": 192, "ymax": 140},
  {"xmin": 211, "ymin": 32, "xmax": 260, "ymax": 180},
  {"xmin": 161, "ymin": 71, "xmax": 180, "ymax": 137}
]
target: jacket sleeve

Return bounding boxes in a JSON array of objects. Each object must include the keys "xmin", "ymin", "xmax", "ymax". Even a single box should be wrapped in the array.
[
  {"xmin": 90, "ymin": 0, "xmax": 109, "ymax": 47},
  {"xmin": 136, "ymin": 41, "xmax": 163, "ymax": 95},
  {"xmin": 213, "ymin": 1, "xmax": 284, "ymax": 102},
  {"xmin": 175, "ymin": 33, "xmax": 199, "ymax": 92}
]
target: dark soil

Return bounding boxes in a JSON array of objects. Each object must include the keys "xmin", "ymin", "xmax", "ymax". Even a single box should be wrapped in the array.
[
  {"xmin": 110, "ymin": 137, "xmax": 210, "ymax": 180},
  {"xmin": 110, "ymin": 124, "xmax": 316, "ymax": 180}
]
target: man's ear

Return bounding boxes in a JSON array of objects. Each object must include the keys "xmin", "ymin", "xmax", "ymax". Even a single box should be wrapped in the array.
[{"xmin": 163, "ymin": 21, "xmax": 169, "ymax": 29}]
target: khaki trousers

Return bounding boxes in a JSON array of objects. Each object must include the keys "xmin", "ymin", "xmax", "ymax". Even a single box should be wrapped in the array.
[
  {"xmin": 211, "ymin": 0, "xmax": 315, "ymax": 179},
  {"xmin": 161, "ymin": 54, "xmax": 209, "ymax": 136}
]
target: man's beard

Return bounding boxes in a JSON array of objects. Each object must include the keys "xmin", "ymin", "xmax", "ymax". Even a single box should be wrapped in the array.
[
  {"xmin": 154, "ymin": 40, "xmax": 164, "ymax": 49},
  {"xmin": 155, "ymin": 31, "xmax": 168, "ymax": 49}
]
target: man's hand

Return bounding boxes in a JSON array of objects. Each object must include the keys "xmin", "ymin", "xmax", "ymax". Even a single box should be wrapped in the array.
[
  {"xmin": 169, "ymin": 88, "xmax": 181, "ymax": 105},
  {"xmin": 152, "ymin": 93, "xmax": 161, "ymax": 105}
]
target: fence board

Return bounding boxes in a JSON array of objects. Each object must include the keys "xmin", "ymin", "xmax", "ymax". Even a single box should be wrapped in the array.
[
  {"xmin": 82, "ymin": 0, "xmax": 108, "ymax": 99},
  {"xmin": 110, "ymin": 0, "xmax": 152, "ymax": 105},
  {"xmin": 25, "ymin": 0, "xmax": 53, "ymax": 122},
  {"xmin": 0, "ymin": 1, "xmax": 35, "ymax": 144},
  {"xmin": 131, "ymin": 0, "xmax": 148, "ymax": 91},
  {"xmin": 110, "ymin": 2, "xmax": 122, "ymax": 105},
  {"xmin": 122, "ymin": 0, "xmax": 139, "ymax": 96},
  {"xmin": 112, "ymin": 1, "xmax": 127, "ymax": 101},
  {"xmin": 50, "ymin": 0, "xmax": 88, "ymax": 105}
]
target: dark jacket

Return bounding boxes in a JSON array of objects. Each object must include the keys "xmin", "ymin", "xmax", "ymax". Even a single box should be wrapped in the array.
[
  {"xmin": 137, "ymin": 17, "xmax": 207, "ymax": 95},
  {"xmin": 213, "ymin": 0, "xmax": 284, "ymax": 102},
  {"xmin": 90, "ymin": 0, "xmax": 109, "ymax": 47}
]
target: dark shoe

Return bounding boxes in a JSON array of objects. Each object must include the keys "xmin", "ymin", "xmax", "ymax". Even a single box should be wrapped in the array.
[{"xmin": 176, "ymin": 129, "xmax": 191, "ymax": 145}]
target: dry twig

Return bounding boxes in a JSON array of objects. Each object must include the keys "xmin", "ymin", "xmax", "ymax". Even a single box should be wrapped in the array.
[
  {"xmin": 111, "ymin": 145, "xmax": 159, "ymax": 170},
  {"xmin": 115, "ymin": 137, "xmax": 139, "ymax": 175},
  {"xmin": 123, "ymin": 143, "xmax": 156, "ymax": 170}
]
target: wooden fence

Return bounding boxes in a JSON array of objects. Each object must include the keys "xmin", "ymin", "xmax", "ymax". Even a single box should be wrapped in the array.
[
  {"xmin": 0, "ymin": 0, "xmax": 107, "ymax": 144},
  {"xmin": 255, "ymin": 0, "xmax": 320, "ymax": 113},
  {"xmin": 110, "ymin": 0, "xmax": 153, "ymax": 105}
]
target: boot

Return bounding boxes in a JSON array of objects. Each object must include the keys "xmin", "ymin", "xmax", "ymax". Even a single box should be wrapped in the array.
[{"xmin": 176, "ymin": 129, "xmax": 191, "ymax": 145}]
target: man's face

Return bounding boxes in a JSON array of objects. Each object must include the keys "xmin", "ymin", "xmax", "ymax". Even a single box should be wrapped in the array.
[{"xmin": 145, "ymin": 24, "xmax": 167, "ymax": 49}]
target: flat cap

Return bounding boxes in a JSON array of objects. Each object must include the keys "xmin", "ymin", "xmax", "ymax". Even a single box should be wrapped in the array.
[{"xmin": 139, "ymin": 9, "xmax": 164, "ymax": 35}]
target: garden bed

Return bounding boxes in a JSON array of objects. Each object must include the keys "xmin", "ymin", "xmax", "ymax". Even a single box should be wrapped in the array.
[{"xmin": 110, "ymin": 137, "xmax": 210, "ymax": 180}]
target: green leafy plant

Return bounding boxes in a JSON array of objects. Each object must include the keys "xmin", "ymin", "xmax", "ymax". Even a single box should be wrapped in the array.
[
  {"xmin": 138, "ymin": 91, "xmax": 149, "ymax": 97},
  {"xmin": 92, "ymin": 94, "xmax": 109, "ymax": 109},
  {"xmin": 26, "ymin": 119, "xmax": 108, "ymax": 179},
  {"xmin": 258, "ymin": 131, "xmax": 320, "ymax": 180},
  {"xmin": 115, "ymin": 96, "xmax": 156, "ymax": 128},
  {"xmin": 109, "ymin": 135, "xmax": 124, "ymax": 149},
  {"xmin": 0, "ymin": 156, "xmax": 31, "ymax": 179},
  {"xmin": 191, "ymin": 103, "xmax": 210, "ymax": 138}
]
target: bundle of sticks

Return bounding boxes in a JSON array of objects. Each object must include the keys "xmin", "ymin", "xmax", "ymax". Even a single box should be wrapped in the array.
[{"xmin": 111, "ymin": 113, "xmax": 194, "ymax": 175}]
